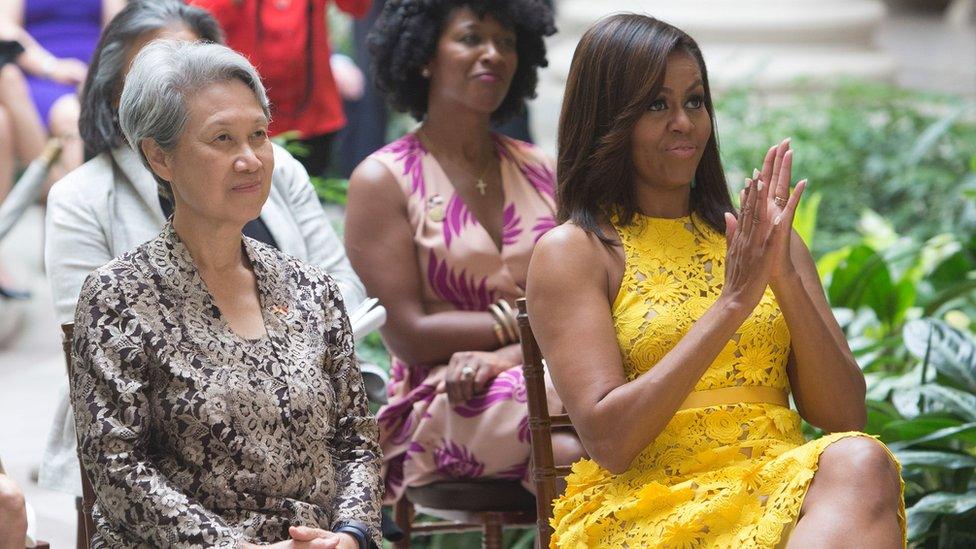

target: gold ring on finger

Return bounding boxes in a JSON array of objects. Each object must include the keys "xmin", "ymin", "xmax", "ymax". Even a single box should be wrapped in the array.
[
  {"xmin": 753, "ymin": 214, "xmax": 761, "ymax": 222},
  {"xmin": 774, "ymin": 196, "xmax": 788, "ymax": 207}
]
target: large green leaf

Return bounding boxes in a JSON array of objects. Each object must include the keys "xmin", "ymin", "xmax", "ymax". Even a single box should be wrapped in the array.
[
  {"xmin": 893, "ymin": 385, "xmax": 976, "ymax": 422},
  {"xmin": 865, "ymin": 400, "xmax": 902, "ymax": 435},
  {"xmin": 888, "ymin": 422, "xmax": 976, "ymax": 451},
  {"xmin": 881, "ymin": 417, "xmax": 963, "ymax": 443},
  {"xmin": 827, "ymin": 244, "xmax": 905, "ymax": 325},
  {"xmin": 906, "ymin": 491, "xmax": 976, "ymax": 540},
  {"xmin": 903, "ymin": 319, "xmax": 976, "ymax": 393},
  {"xmin": 893, "ymin": 450, "xmax": 976, "ymax": 470}
]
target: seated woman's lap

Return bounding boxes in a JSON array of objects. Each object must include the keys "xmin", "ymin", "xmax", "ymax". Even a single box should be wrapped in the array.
[{"xmin": 392, "ymin": 366, "xmax": 562, "ymax": 490}]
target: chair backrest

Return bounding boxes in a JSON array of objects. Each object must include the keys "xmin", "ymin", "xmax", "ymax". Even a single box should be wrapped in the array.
[
  {"xmin": 515, "ymin": 298, "xmax": 574, "ymax": 549},
  {"xmin": 61, "ymin": 323, "xmax": 96, "ymax": 548}
]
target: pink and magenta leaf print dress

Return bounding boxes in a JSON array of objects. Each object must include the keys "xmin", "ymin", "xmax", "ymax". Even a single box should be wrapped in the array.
[{"xmin": 371, "ymin": 133, "xmax": 561, "ymax": 502}]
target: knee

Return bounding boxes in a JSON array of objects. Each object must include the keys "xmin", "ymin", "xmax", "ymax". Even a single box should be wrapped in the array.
[
  {"xmin": 832, "ymin": 438, "xmax": 901, "ymax": 511},
  {"xmin": 47, "ymin": 94, "xmax": 81, "ymax": 136},
  {"xmin": 0, "ymin": 63, "xmax": 26, "ymax": 89},
  {"xmin": 0, "ymin": 106, "xmax": 11, "ymax": 138},
  {"xmin": 0, "ymin": 474, "xmax": 27, "ymax": 522}
]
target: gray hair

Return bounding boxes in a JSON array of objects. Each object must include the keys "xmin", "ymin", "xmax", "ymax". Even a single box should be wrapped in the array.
[
  {"xmin": 79, "ymin": 0, "xmax": 224, "ymax": 158},
  {"xmin": 118, "ymin": 40, "xmax": 271, "ymax": 200}
]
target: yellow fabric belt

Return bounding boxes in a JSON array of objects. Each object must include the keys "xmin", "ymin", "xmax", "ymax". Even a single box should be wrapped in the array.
[{"xmin": 678, "ymin": 386, "xmax": 790, "ymax": 411}]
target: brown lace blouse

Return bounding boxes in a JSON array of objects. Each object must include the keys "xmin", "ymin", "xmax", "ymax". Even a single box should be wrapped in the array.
[{"xmin": 70, "ymin": 222, "xmax": 381, "ymax": 547}]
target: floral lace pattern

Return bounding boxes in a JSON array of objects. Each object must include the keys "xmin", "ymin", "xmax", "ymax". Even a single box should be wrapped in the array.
[
  {"xmin": 550, "ymin": 215, "xmax": 906, "ymax": 548},
  {"xmin": 71, "ymin": 223, "xmax": 382, "ymax": 547}
]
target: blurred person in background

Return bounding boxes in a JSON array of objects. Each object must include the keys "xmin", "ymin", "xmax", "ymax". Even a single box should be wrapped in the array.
[
  {"xmin": 190, "ymin": 0, "xmax": 372, "ymax": 178},
  {"xmin": 0, "ymin": 39, "xmax": 43, "ymax": 205},
  {"xmin": 345, "ymin": 0, "xmax": 581, "ymax": 503},
  {"xmin": 41, "ymin": 0, "xmax": 366, "ymax": 506},
  {"xmin": 72, "ymin": 38, "xmax": 380, "ymax": 547},
  {"xmin": 0, "ymin": 0, "xmax": 125, "ymax": 190}
]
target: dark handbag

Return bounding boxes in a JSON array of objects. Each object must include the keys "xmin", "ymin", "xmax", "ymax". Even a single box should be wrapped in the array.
[{"xmin": 0, "ymin": 40, "xmax": 25, "ymax": 70}]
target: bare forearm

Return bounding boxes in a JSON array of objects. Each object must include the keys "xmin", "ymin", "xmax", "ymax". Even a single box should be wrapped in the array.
[
  {"xmin": 9, "ymin": 28, "xmax": 52, "ymax": 77},
  {"xmin": 382, "ymin": 310, "xmax": 502, "ymax": 365},
  {"xmin": 773, "ymin": 273, "xmax": 866, "ymax": 429},
  {"xmin": 582, "ymin": 299, "xmax": 749, "ymax": 473}
]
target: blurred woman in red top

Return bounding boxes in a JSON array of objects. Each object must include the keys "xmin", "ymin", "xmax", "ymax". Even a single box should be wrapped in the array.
[{"xmin": 190, "ymin": 0, "xmax": 371, "ymax": 176}]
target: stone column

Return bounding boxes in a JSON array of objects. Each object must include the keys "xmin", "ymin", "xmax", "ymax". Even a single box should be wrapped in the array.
[{"xmin": 530, "ymin": 0, "xmax": 896, "ymax": 155}]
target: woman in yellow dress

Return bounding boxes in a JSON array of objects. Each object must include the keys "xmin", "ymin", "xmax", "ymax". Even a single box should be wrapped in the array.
[{"xmin": 526, "ymin": 14, "xmax": 906, "ymax": 548}]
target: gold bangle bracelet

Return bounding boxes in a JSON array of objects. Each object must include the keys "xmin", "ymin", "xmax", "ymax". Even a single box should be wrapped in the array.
[
  {"xmin": 488, "ymin": 304, "xmax": 513, "ymax": 344},
  {"xmin": 494, "ymin": 300, "xmax": 519, "ymax": 343},
  {"xmin": 496, "ymin": 299, "xmax": 520, "ymax": 342},
  {"xmin": 492, "ymin": 322, "xmax": 508, "ymax": 346}
]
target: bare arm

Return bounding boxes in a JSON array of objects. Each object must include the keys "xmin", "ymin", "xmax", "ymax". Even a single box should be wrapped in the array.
[
  {"xmin": 779, "ymin": 234, "xmax": 866, "ymax": 431},
  {"xmin": 526, "ymin": 225, "xmax": 752, "ymax": 474},
  {"xmin": 758, "ymin": 140, "xmax": 866, "ymax": 431},
  {"xmin": 0, "ymin": 4, "xmax": 86, "ymax": 83},
  {"xmin": 344, "ymin": 158, "xmax": 502, "ymax": 366}
]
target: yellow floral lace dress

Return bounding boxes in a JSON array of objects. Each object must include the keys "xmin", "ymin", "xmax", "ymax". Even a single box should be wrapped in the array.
[{"xmin": 550, "ymin": 214, "xmax": 906, "ymax": 548}]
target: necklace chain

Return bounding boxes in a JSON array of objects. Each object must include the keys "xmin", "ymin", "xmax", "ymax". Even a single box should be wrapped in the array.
[{"xmin": 419, "ymin": 128, "xmax": 494, "ymax": 196}]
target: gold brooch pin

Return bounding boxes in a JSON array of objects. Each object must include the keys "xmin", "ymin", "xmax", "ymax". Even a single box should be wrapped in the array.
[{"xmin": 427, "ymin": 194, "xmax": 445, "ymax": 223}]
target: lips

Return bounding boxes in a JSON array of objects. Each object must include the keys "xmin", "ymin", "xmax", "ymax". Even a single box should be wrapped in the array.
[
  {"xmin": 665, "ymin": 143, "xmax": 698, "ymax": 158},
  {"xmin": 232, "ymin": 181, "xmax": 262, "ymax": 192},
  {"xmin": 474, "ymin": 72, "xmax": 502, "ymax": 83}
]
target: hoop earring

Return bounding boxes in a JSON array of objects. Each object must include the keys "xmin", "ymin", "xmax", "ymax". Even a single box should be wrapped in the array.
[{"xmin": 421, "ymin": 67, "xmax": 431, "ymax": 78}]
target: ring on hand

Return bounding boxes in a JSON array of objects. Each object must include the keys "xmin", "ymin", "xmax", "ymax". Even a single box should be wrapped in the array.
[
  {"xmin": 461, "ymin": 366, "xmax": 475, "ymax": 379},
  {"xmin": 774, "ymin": 196, "xmax": 788, "ymax": 207},
  {"xmin": 752, "ymin": 214, "xmax": 761, "ymax": 222}
]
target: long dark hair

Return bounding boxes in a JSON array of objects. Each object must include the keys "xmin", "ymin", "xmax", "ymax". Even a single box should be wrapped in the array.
[
  {"xmin": 556, "ymin": 14, "xmax": 733, "ymax": 243},
  {"xmin": 79, "ymin": 0, "xmax": 223, "ymax": 158}
]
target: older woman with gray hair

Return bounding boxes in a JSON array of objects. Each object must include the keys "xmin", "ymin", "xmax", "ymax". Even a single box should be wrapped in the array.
[
  {"xmin": 70, "ymin": 39, "xmax": 381, "ymax": 548},
  {"xmin": 40, "ymin": 0, "xmax": 376, "ymax": 506}
]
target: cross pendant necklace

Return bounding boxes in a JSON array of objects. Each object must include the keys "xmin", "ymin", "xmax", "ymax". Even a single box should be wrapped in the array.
[{"xmin": 420, "ymin": 129, "xmax": 493, "ymax": 196}]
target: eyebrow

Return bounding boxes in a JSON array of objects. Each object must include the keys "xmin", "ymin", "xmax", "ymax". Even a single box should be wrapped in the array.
[
  {"xmin": 660, "ymin": 79, "xmax": 705, "ymax": 93},
  {"xmin": 205, "ymin": 115, "xmax": 268, "ymax": 127}
]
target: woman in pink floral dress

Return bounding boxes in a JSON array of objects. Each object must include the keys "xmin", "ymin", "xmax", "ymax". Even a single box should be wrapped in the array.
[{"xmin": 345, "ymin": 0, "xmax": 579, "ymax": 502}]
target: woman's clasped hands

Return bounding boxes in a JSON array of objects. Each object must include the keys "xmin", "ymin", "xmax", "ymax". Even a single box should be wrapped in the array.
[{"xmin": 721, "ymin": 138, "xmax": 808, "ymax": 311}]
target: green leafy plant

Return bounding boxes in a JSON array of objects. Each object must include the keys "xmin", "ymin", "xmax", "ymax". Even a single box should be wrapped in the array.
[
  {"xmin": 869, "ymin": 319, "xmax": 976, "ymax": 546},
  {"xmin": 716, "ymin": 81, "xmax": 976, "ymax": 256}
]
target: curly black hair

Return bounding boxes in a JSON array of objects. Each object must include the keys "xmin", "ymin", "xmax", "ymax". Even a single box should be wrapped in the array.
[{"xmin": 368, "ymin": 0, "xmax": 556, "ymax": 123}]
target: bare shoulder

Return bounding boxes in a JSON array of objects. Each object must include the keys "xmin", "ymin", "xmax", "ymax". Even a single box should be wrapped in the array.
[
  {"xmin": 346, "ymin": 156, "xmax": 405, "ymax": 214},
  {"xmin": 530, "ymin": 222, "xmax": 614, "ymax": 289},
  {"xmin": 349, "ymin": 156, "xmax": 397, "ymax": 192}
]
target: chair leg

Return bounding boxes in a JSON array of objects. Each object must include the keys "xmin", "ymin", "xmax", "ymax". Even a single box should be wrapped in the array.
[
  {"xmin": 75, "ymin": 496, "xmax": 87, "ymax": 549},
  {"xmin": 482, "ymin": 512, "xmax": 503, "ymax": 549},
  {"xmin": 392, "ymin": 497, "xmax": 412, "ymax": 549}
]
